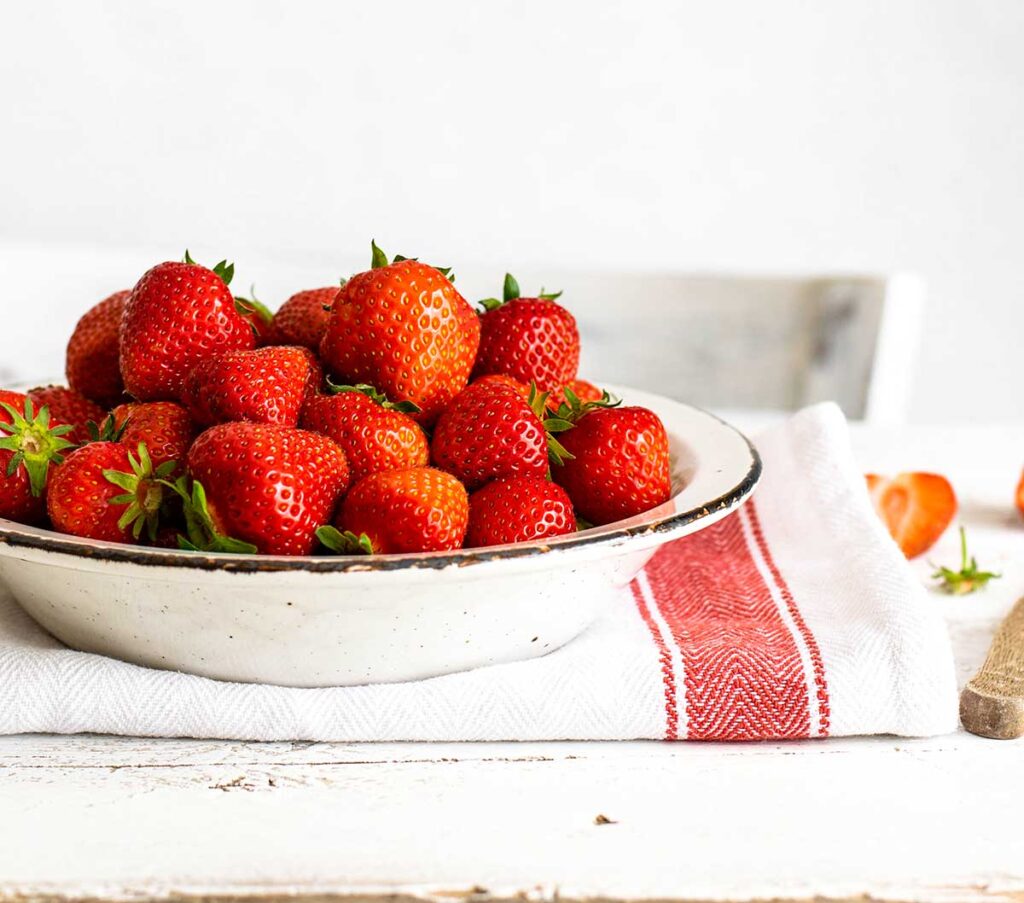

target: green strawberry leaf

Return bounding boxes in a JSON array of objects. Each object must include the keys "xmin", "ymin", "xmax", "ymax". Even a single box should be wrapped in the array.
[
  {"xmin": 234, "ymin": 287, "xmax": 275, "ymax": 326},
  {"xmin": 371, "ymin": 239, "xmax": 390, "ymax": 269},
  {"xmin": 503, "ymin": 273, "xmax": 521, "ymax": 303},
  {"xmin": 160, "ymin": 475, "xmax": 257, "ymax": 555},
  {"xmin": 0, "ymin": 400, "xmax": 76, "ymax": 497},
  {"xmin": 317, "ymin": 525, "xmax": 375, "ymax": 555},
  {"xmin": 183, "ymin": 250, "xmax": 235, "ymax": 286},
  {"xmin": 931, "ymin": 527, "xmax": 1001, "ymax": 595},
  {"xmin": 100, "ymin": 441, "xmax": 168, "ymax": 542},
  {"xmin": 325, "ymin": 380, "xmax": 422, "ymax": 414}
]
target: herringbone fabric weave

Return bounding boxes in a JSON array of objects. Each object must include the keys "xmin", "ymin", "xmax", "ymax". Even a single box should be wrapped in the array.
[{"xmin": 0, "ymin": 403, "xmax": 958, "ymax": 740}]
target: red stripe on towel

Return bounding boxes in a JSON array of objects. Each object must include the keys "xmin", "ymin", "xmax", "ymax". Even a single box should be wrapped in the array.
[
  {"xmin": 630, "ymin": 579, "xmax": 679, "ymax": 740},
  {"xmin": 641, "ymin": 511, "xmax": 813, "ymax": 740},
  {"xmin": 744, "ymin": 500, "xmax": 831, "ymax": 736}
]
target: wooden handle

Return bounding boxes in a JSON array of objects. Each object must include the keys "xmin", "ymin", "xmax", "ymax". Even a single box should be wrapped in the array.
[{"xmin": 960, "ymin": 596, "xmax": 1024, "ymax": 739}]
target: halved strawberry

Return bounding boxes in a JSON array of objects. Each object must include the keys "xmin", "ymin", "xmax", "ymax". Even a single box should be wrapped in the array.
[{"xmin": 865, "ymin": 472, "xmax": 957, "ymax": 559}]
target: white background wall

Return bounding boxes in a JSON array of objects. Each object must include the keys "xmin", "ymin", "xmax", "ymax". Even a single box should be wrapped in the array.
[{"xmin": 1, "ymin": 0, "xmax": 1021, "ymax": 422}]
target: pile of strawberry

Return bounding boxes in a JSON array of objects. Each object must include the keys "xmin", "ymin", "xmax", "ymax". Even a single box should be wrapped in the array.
[{"xmin": 0, "ymin": 244, "xmax": 673, "ymax": 556}]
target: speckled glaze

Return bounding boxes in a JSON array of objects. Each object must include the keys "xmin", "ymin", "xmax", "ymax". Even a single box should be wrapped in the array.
[{"xmin": 0, "ymin": 386, "xmax": 761, "ymax": 688}]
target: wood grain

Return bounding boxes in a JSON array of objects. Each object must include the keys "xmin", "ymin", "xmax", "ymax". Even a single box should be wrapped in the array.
[{"xmin": 961, "ymin": 597, "xmax": 1024, "ymax": 739}]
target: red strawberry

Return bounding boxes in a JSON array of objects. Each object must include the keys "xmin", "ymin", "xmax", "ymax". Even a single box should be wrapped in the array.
[
  {"xmin": 552, "ymin": 399, "xmax": 672, "ymax": 526},
  {"xmin": 120, "ymin": 252, "xmax": 255, "ymax": 401},
  {"xmin": 184, "ymin": 423, "xmax": 350, "ymax": 556},
  {"xmin": 181, "ymin": 346, "xmax": 322, "ymax": 428},
  {"xmin": 27, "ymin": 385, "xmax": 106, "ymax": 445},
  {"xmin": 319, "ymin": 242, "xmax": 480, "ymax": 424},
  {"xmin": 47, "ymin": 442, "xmax": 174, "ymax": 543},
  {"xmin": 547, "ymin": 378, "xmax": 601, "ymax": 412},
  {"xmin": 271, "ymin": 286, "xmax": 338, "ymax": 350},
  {"xmin": 431, "ymin": 380, "xmax": 566, "ymax": 491},
  {"xmin": 233, "ymin": 292, "xmax": 278, "ymax": 346},
  {"xmin": 865, "ymin": 472, "xmax": 957, "ymax": 559},
  {"xmin": 301, "ymin": 384, "xmax": 428, "ymax": 484},
  {"xmin": 320, "ymin": 466, "xmax": 468, "ymax": 555},
  {"xmin": 0, "ymin": 392, "xmax": 76, "ymax": 524},
  {"xmin": 466, "ymin": 476, "xmax": 576, "ymax": 548},
  {"xmin": 65, "ymin": 290, "xmax": 129, "ymax": 407},
  {"xmin": 472, "ymin": 373, "xmax": 530, "ymax": 398},
  {"xmin": 111, "ymin": 401, "xmax": 196, "ymax": 472},
  {"xmin": 471, "ymin": 273, "xmax": 580, "ymax": 392}
]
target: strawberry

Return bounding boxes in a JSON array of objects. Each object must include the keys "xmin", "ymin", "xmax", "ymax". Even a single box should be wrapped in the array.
[
  {"xmin": 271, "ymin": 286, "xmax": 338, "ymax": 350},
  {"xmin": 865, "ymin": 472, "xmax": 957, "ymax": 559},
  {"xmin": 319, "ymin": 466, "xmax": 468, "ymax": 555},
  {"xmin": 27, "ymin": 385, "xmax": 106, "ymax": 445},
  {"xmin": 65, "ymin": 290, "xmax": 129, "ymax": 407},
  {"xmin": 547, "ymin": 378, "xmax": 601, "ymax": 412},
  {"xmin": 319, "ymin": 242, "xmax": 479, "ymax": 425},
  {"xmin": 551, "ymin": 394, "xmax": 672, "ymax": 526},
  {"xmin": 120, "ymin": 252, "xmax": 255, "ymax": 401},
  {"xmin": 430, "ymin": 380, "xmax": 569, "ymax": 491},
  {"xmin": 181, "ymin": 346, "xmax": 322, "ymax": 428},
  {"xmin": 110, "ymin": 401, "xmax": 196, "ymax": 472},
  {"xmin": 472, "ymin": 373, "xmax": 530, "ymax": 397},
  {"xmin": 466, "ymin": 476, "xmax": 576, "ymax": 548},
  {"xmin": 233, "ymin": 292, "xmax": 278, "ymax": 346},
  {"xmin": 472, "ymin": 273, "xmax": 580, "ymax": 392},
  {"xmin": 0, "ymin": 392, "xmax": 76, "ymax": 524},
  {"xmin": 47, "ymin": 442, "xmax": 174, "ymax": 543},
  {"xmin": 184, "ymin": 423, "xmax": 350, "ymax": 556},
  {"xmin": 1017, "ymin": 469, "xmax": 1024, "ymax": 518},
  {"xmin": 301, "ymin": 383, "xmax": 428, "ymax": 484}
]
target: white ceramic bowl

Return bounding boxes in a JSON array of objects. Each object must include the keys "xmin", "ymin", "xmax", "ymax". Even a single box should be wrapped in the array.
[{"xmin": 0, "ymin": 385, "xmax": 760, "ymax": 687}]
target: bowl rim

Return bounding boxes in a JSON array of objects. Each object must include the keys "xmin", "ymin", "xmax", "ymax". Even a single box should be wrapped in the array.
[{"xmin": 0, "ymin": 390, "xmax": 762, "ymax": 573}]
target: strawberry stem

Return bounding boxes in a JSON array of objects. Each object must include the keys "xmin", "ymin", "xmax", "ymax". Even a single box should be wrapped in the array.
[
  {"xmin": 0, "ymin": 400, "xmax": 76, "ymax": 497},
  {"xmin": 930, "ymin": 526, "xmax": 1001, "ymax": 595},
  {"xmin": 183, "ymin": 249, "xmax": 234, "ymax": 286},
  {"xmin": 161, "ymin": 475, "xmax": 258, "ymax": 554},
  {"xmin": 317, "ymin": 525, "xmax": 375, "ymax": 555},
  {"xmin": 102, "ymin": 442, "xmax": 177, "ymax": 542},
  {"xmin": 368, "ymin": 241, "xmax": 454, "ymax": 281},
  {"xmin": 325, "ymin": 379, "xmax": 421, "ymax": 414}
]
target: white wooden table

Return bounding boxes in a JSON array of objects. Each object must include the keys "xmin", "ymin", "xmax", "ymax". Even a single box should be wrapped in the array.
[{"xmin": 2, "ymin": 419, "xmax": 1023, "ymax": 903}]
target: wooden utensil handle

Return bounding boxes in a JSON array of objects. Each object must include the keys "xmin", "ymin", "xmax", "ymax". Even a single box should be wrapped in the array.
[{"xmin": 960, "ymin": 596, "xmax": 1024, "ymax": 739}]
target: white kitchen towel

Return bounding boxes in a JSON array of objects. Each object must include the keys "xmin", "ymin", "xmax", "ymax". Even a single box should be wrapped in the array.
[{"xmin": 0, "ymin": 403, "xmax": 959, "ymax": 740}]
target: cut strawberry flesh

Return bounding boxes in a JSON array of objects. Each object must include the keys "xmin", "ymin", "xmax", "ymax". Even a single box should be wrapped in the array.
[{"xmin": 865, "ymin": 472, "xmax": 957, "ymax": 559}]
